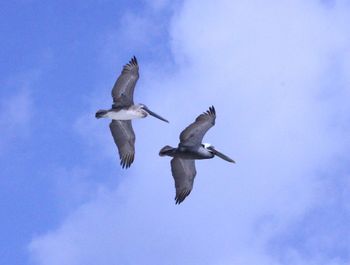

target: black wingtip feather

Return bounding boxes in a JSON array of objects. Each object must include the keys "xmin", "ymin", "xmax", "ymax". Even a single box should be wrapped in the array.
[
  {"xmin": 122, "ymin": 56, "xmax": 138, "ymax": 72},
  {"xmin": 174, "ymin": 189, "xmax": 191, "ymax": 205},
  {"xmin": 203, "ymin": 105, "xmax": 216, "ymax": 117},
  {"xmin": 130, "ymin": 56, "xmax": 138, "ymax": 66},
  {"xmin": 120, "ymin": 153, "xmax": 135, "ymax": 169}
]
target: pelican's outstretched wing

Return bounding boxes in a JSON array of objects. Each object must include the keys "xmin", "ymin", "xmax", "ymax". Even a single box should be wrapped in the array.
[
  {"xmin": 179, "ymin": 106, "xmax": 216, "ymax": 147},
  {"xmin": 171, "ymin": 157, "xmax": 197, "ymax": 204},
  {"xmin": 109, "ymin": 120, "xmax": 135, "ymax": 169},
  {"xmin": 111, "ymin": 56, "xmax": 139, "ymax": 107}
]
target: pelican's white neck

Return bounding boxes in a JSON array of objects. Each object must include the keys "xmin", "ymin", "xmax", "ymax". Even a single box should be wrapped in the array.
[{"xmin": 202, "ymin": 143, "xmax": 212, "ymax": 149}]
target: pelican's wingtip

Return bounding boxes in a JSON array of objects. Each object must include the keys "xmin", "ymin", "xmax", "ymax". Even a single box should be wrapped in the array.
[
  {"xmin": 131, "ymin": 55, "xmax": 138, "ymax": 65},
  {"xmin": 204, "ymin": 105, "xmax": 216, "ymax": 116}
]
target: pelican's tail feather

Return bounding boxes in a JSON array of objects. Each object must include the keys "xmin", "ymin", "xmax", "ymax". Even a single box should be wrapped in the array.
[
  {"xmin": 159, "ymin": 145, "xmax": 176, "ymax": 157},
  {"xmin": 95, "ymin": 109, "xmax": 108, "ymax": 119}
]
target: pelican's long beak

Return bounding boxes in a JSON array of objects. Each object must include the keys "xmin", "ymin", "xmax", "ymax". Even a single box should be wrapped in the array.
[
  {"xmin": 208, "ymin": 146, "xmax": 235, "ymax": 163},
  {"xmin": 142, "ymin": 106, "xmax": 169, "ymax": 123}
]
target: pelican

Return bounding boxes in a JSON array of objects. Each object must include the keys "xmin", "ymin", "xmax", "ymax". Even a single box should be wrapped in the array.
[
  {"xmin": 159, "ymin": 106, "xmax": 235, "ymax": 204},
  {"xmin": 96, "ymin": 56, "xmax": 169, "ymax": 169}
]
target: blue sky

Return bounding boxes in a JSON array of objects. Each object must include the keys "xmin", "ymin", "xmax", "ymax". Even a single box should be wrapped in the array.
[{"xmin": 1, "ymin": 1, "xmax": 350, "ymax": 265}]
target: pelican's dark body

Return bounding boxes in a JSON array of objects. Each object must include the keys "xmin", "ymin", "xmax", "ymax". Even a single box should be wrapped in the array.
[
  {"xmin": 159, "ymin": 106, "xmax": 235, "ymax": 204},
  {"xmin": 159, "ymin": 145, "xmax": 214, "ymax": 160}
]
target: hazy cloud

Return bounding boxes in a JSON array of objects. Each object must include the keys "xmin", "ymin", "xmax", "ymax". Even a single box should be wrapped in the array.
[{"xmin": 0, "ymin": 71, "xmax": 40, "ymax": 153}]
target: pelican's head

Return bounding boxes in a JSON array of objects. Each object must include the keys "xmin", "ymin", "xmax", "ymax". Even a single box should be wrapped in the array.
[
  {"xmin": 138, "ymin": 104, "xmax": 169, "ymax": 123},
  {"xmin": 136, "ymin": 104, "xmax": 148, "ymax": 117},
  {"xmin": 203, "ymin": 143, "xmax": 236, "ymax": 163}
]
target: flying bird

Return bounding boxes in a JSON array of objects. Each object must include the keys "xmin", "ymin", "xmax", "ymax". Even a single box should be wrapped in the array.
[
  {"xmin": 159, "ymin": 106, "xmax": 235, "ymax": 204},
  {"xmin": 96, "ymin": 56, "xmax": 169, "ymax": 169}
]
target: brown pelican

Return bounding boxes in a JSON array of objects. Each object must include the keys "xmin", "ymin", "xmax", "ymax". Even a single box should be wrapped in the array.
[
  {"xmin": 96, "ymin": 56, "xmax": 169, "ymax": 169},
  {"xmin": 159, "ymin": 106, "xmax": 235, "ymax": 204}
]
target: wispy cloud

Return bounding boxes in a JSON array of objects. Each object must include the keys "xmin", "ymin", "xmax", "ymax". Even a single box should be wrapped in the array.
[
  {"xmin": 0, "ymin": 70, "xmax": 40, "ymax": 153},
  {"xmin": 29, "ymin": 1, "xmax": 350, "ymax": 264}
]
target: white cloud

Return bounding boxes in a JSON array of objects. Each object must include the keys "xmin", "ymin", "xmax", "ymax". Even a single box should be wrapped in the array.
[
  {"xmin": 0, "ymin": 89, "xmax": 32, "ymax": 129},
  {"xmin": 29, "ymin": 1, "xmax": 350, "ymax": 264}
]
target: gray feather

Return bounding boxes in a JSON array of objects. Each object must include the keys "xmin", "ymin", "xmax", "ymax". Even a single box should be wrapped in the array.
[
  {"xmin": 109, "ymin": 120, "xmax": 136, "ymax": 169},
  {"xmin": 179, "ymin": 106, "xmax": 216, "ymax": 147},
  {"xmin": 171, "ymin": 158, "xmax": 197, "ymax": 204},
  {"xmin": 111, "ymin": 56, "xmax": 139, "ymax": 107}
]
